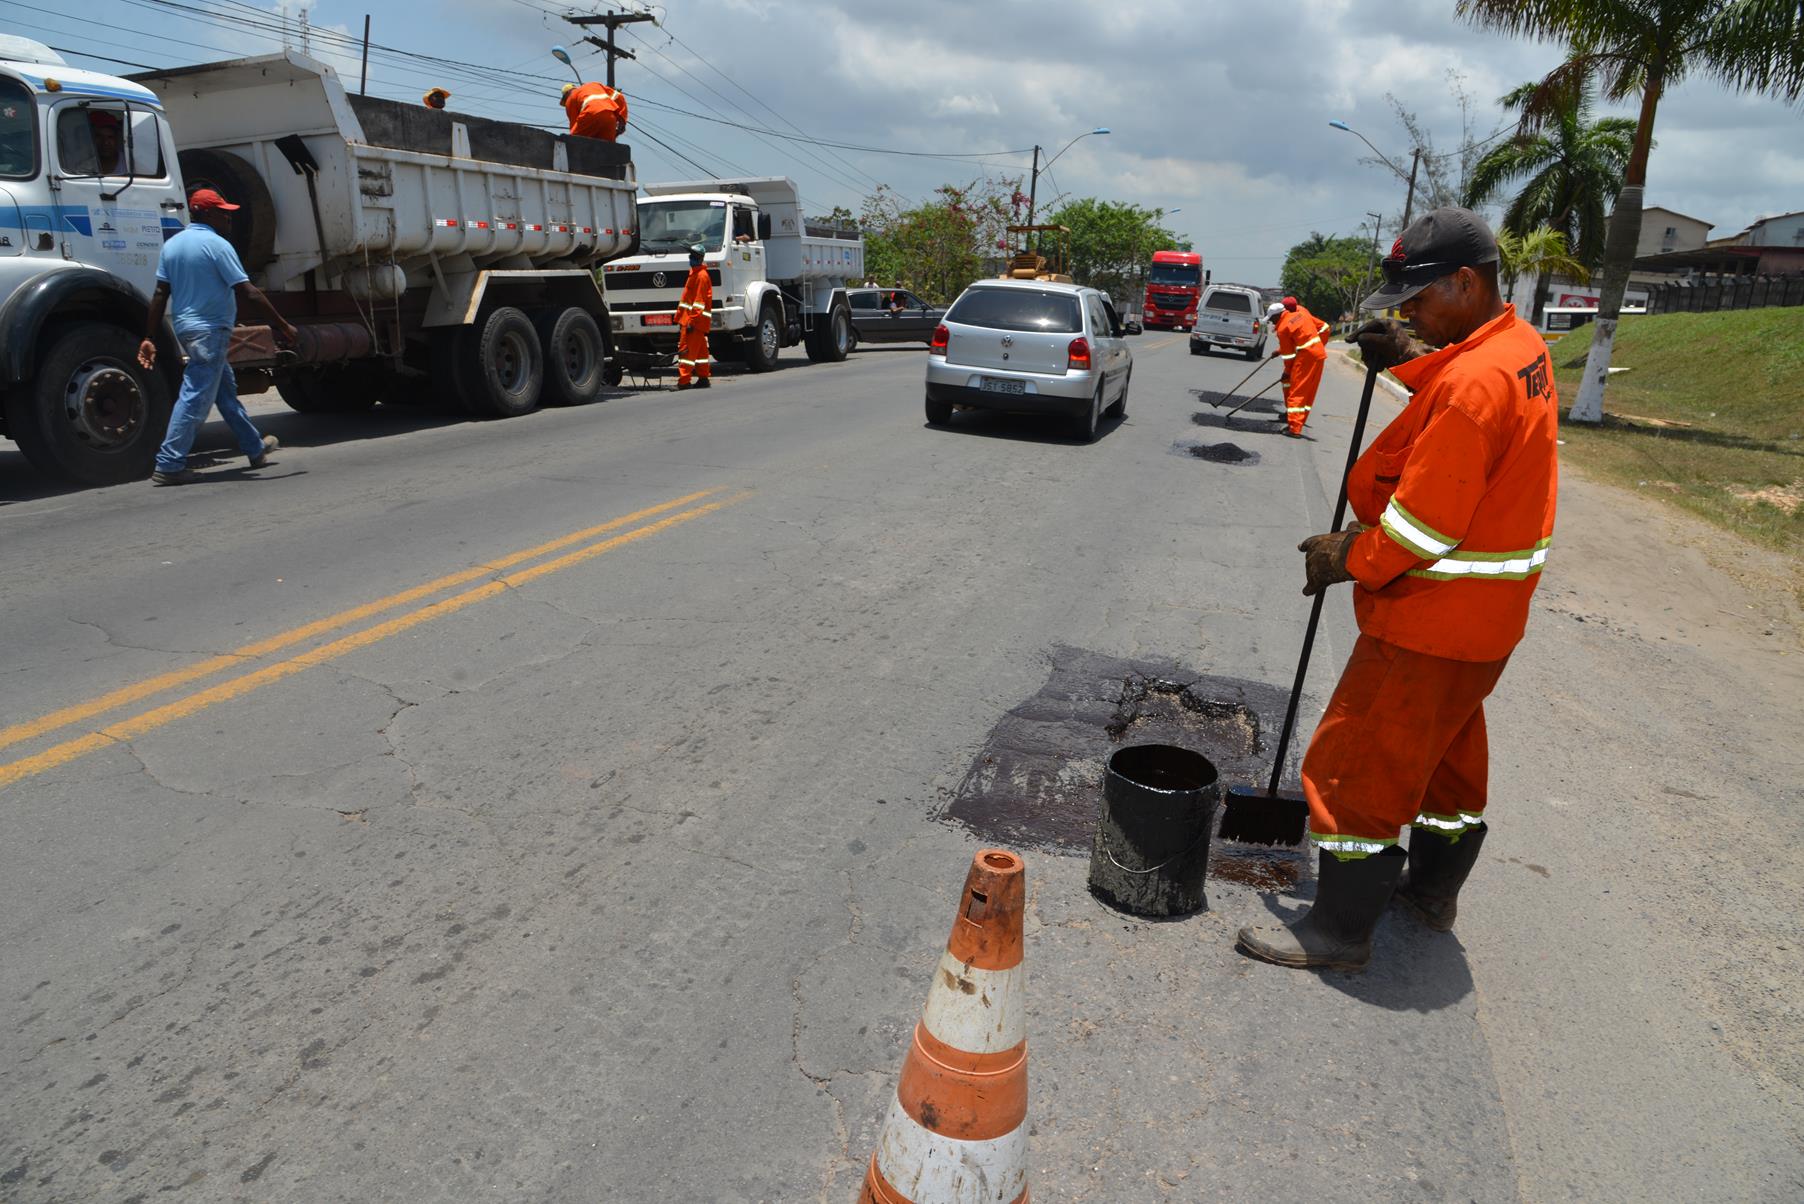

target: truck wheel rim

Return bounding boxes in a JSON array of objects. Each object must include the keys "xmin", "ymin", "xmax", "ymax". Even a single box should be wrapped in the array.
[
  {"xmin": 833, "ymin": 311, "xmax": 849, "ymax": 353},
  {"xmin": 498, "ymin": 332, "xmax": 531, "ymax": 393},
  {"xmin": 64, "ymin": 359, "xmax": 146, "ymax": 450},
  {"xmin": 761, "ymin": 317, "xmax": 779, "ymax": 359},
  {"xmin": 561, "ymin": 330, "xmax": 595, "ymax": 381}
]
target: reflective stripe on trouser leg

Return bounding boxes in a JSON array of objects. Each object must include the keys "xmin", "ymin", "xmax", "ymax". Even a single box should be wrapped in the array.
[
  {"xmin": 1301, "ymin": 634, "xmax": 1509, "ymax": 859},
  {"xmin": 1412, "ymin": 697, "xmax": 1489, "ymax": 840},
  {"xmin": 678, "ymin": 323, "xmax": 711, "ymax": 383},
  {"xmin": 1285, "ymin": 350, "xmax": 1323, "ymax": 434}
]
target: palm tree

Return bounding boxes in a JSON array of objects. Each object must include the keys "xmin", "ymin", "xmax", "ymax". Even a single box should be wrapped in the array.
[
  {"xmin": 1495, "ymin": 226, "xmax": 1591, "ymax": 318},
  {"xmin": 1464, "ymin": 82, "xmax": 1633, "ymax": 321},
  {"xmin": 1458, "ymin": 1, "xmax": 1804, "ymax": 423}
]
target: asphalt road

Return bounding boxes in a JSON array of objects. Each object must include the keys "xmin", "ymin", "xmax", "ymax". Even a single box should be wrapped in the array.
[{"xmin": 2, "ymin": 337, "xmax": 1799, "ymax": 1202}]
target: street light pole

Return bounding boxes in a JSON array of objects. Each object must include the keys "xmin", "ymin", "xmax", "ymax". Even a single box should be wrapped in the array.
[
  {"xmin": 1027, "ymin": 127, "xmax": 1109, "ymax": 235},
  {"xmin": 1330, "ymin": 120, "xmax": 1421, "ymax": 230}
]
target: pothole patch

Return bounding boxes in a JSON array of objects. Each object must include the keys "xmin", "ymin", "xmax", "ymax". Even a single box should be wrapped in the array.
[
  {"xmin": 941, "ymin": 646, "xmax": 1304, "ymax": 874},
  {"xmin": 1172, "ymin": 440, "xmax": 1260, "ymax": 465}
]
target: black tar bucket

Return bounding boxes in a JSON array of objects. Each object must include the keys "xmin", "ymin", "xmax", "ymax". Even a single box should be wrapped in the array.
[{"xmin": 1087, "ymin": 744, "xmax": 1220, "ymax": 917}]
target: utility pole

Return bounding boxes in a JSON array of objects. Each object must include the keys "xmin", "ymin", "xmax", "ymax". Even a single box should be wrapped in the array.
[
  {"xmin": 1024, "ymin": 145, "xmax": 1040, "ymax": 253},
  {"xmin": 358, "ymin": 14, "xmax": 370, "ymax": 95},
  {"xmin": 1361, "ymin": 211, "xmax": 1383, "ymax": 312},
  {"xmin": 1402, "ymin": 148, "xmax": 1420, "ymax": 228},
  {"xmin": 565, "ymin": 10, "xmax": 657, "ymax": 89}
]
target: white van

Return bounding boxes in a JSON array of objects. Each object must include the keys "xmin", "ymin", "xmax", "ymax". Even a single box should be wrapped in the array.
[{"xmin": 1188, "ymin": 285, "xmax": 1267, "ymax": 360}]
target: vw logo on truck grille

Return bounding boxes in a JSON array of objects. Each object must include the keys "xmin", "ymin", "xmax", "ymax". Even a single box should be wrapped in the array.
[{"xmin": 652, "ymin": 272, "xmax": 668, "ymax": 288}]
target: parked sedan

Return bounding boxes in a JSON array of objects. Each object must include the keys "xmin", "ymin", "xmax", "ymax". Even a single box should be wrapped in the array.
[
  {"xmin": 923, "ymin": 280, "xmax": 1132, "ymax": 442},
  {"xmin": 847, "ymin": 287, "xmax": 946, "ymax": 346}
]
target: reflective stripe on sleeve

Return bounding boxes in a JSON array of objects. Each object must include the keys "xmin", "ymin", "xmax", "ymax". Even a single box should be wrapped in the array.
[
  {"xmin": 1298, "ymin": 335, "xmax": 1322, "ymax": 350},
  {"xmin": 1380, "ymin": 498, "xmax": 1459, "ymax": 559},
  {"xmin": 1278, "ymin": 351, "xmax": 1297, "ymax": 361},
  {"xmin": 1406, "ymin": 539, "xmax": 1550, "ymax": 581}
]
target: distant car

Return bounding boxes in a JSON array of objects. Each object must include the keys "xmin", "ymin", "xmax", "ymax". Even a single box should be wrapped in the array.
[
  {"xmin": 924, "ymin": 279, "xmax": 1132, "ymax": 442},
  {"xmin": 847, "ymin": 287, "xmax": 946, "ymax": 346},
  {"xmin": 1114, "ymin": 300, "xmax": 1143, "ymax": 335},
  {"xmin": 1189, "ymin": 284, "xmax": 1268, "ymax": 360}
]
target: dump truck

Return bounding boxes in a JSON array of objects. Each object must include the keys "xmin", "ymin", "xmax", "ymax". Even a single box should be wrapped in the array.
[
  {"xmin": 601, "ymin": 177, "xmax": 860, "ymax": 375},
  {"xmin": 0, "ymin": 39, "xmax": 637, "ymax": 484}
]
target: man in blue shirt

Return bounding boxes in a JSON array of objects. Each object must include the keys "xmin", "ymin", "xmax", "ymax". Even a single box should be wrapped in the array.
[{"xmin": 137, "ymin": 188, "xmax": 297, "ymax": 486}]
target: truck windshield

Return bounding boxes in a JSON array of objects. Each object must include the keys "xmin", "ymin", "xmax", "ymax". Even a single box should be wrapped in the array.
[
  {"xmin": 1148, "ymin": 263, "xmax": 1201, "ymax": 287},
  {"xmin": 0, "ymin": 78, "xmax": 36, "ymax": 178},
  {"xmin": 637, "ymin": 200, "xmax": 727, "ymax": 253}
]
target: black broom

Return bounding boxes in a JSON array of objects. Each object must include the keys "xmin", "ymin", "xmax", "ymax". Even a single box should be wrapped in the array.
[{"xmin": 1217, "ymin": 361, "xmax": 1382, "ymax": 847}]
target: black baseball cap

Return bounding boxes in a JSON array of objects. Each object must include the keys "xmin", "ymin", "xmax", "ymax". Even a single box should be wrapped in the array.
[{"xmin": 1360, "ymin": 207, "xmax": 1499, "ymax": 310}]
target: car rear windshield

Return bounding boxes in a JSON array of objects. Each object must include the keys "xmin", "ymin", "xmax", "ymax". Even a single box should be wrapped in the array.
[
  {"xmin": 1204, "ymin": 290, "xmax": 1253, "ymax": 313},
  {"xmin": 946, "ymin": 288, "xmax": 1082, "ymax": 333},
  {"xmin": 1148, "ymin": 263, "xmax": 1201, "ymax": 286}
]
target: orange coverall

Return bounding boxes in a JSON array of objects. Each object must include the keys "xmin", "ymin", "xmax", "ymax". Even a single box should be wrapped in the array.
[
  {"xmin": 1301, "ymin": 308, "xmax": 1559, "ymax": 858},
  {"xmin": 1274, "ymin": 309, "xmax": 1327, "ymax": 434},
  {"xmin": 564, "ymin": 83, "xmax": 628, "ymax": 141},
  {"xmin": 676, "ymin": 264, "xmax": 712, "ymax": 386}
]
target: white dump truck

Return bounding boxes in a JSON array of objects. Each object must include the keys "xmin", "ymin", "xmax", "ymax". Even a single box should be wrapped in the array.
[
  {"xmin": 602, "ymin": 177, "xmax": 861, "ymax": 374},
  {"xmin": 0, "ymin": 39, "xmax": 637, "ymax": 484}
]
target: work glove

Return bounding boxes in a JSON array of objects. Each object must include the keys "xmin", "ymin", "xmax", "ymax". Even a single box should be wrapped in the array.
[
  {"xmin": 1346, "ymin": 318, "xmax": 1426, "ymax": 372},
  {"xmin": 1298, "ymin": 526, "xmax": 1360, "ymax": 596}
]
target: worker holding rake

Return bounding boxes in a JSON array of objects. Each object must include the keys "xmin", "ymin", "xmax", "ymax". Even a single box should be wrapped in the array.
[{"xmin": 1237, "ymin": 208, "xmax": 1560, "ymax": 971}]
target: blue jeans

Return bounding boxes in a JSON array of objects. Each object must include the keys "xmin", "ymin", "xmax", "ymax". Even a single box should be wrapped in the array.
[{"xmin": 156, "ymin": 326, "xmax": 265, "ymax": 473}]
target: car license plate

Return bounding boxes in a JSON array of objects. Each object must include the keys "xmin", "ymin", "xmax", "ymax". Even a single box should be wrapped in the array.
[
  {"xmin": 643, "ymin": 313, "xmax": 674, "ymax": 326},
  {"xmin": 979, "ymin": 377, "xmax": 1026, "ymax": 395}
]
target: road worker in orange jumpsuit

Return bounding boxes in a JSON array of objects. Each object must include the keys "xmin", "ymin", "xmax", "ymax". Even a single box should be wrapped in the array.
[
  {"xmin": 561, "ymin": 81, "xmax": 628, "ymax": 141},
  {"xmin": 1265, "ymin": 301, "xmax": 1326, "ymax": 438},
  {"xmin": 676, "ymin": 244, "xmax": 712, "ymax": 389},
  {"xmin": 1284, "ymin": 294, "xmax": 1332, "ymax": 348},
  {"xmin": 1238, "ymin": 208, "xmax": 1559, "ymax": 970}
]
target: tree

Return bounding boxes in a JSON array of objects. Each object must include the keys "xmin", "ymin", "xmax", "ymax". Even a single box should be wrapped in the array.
[
  {"xmin": 1280, "ymin": 232, "xmax": 1375, "ymax": 323},
  {"xmin": 858, "ymin": 178, "xmax": 1019, "ymax": 303},
  {"xmin": 1040, "ymin": 198, "xmax": 1188, "ymax": 302},
  {"xmin": 1458, "ymin": 0, "xmax": 1804, "ymax": 423},
  {"xmin": 1464, "ymin": 80, "xmax": 1633, "ymax": 320},
  {"xmin": 1494, "ymin": 226, "xmax": 1590, "ymax": 314},
  {"xmin": 1381, "ymin": 69, "xmax": 1490, "ymax": 216}
]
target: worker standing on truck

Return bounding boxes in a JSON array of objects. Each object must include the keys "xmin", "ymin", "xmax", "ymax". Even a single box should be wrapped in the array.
[
  {"xmin": 1236, "ymin": 208, "xmax": 1558, "ymax": 971},
  {"xmin": 136, "ymin": 188, "xmax": 298, "ymax": 486},
  {"xmin": 675, "ymin": 243, "xmax": 712, "ymax": 390},
  {"xmin": 561, "ymin": 81, "xmax": 627, "ymax": 142},
  {"xmin": 1268, "ymin": 298, "xmax": 1326, "ymax": 437}
]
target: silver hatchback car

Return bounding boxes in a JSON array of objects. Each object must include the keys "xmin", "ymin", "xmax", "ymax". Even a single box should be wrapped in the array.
[{"xmin": 923, "ymin": 280, "xmax": 1132, "ymax": 441}]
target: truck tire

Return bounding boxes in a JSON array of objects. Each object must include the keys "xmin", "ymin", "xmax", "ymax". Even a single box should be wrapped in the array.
[
  {"xmin": 535, "ymin": 307, "xmax": 606, "ymax": 406},
  {"xmin": 803, "ymin": 302, "xmax": 852, "ymax": 364},
  {"xmin": 175, "ymin": 149, "xmax": 277, "ymax": 273},
  {"xmin": 3, "ymin": 321, "xmax": 171, "ymax": 485},
  {"xmin": 1189, "ymin": 342, "xmax": 1205, "ymax": 356},
  {"xmin": 1244, "ymin": 343, "xmax": 1261, "ymax": 362},
  {"xmin": 275, "ymin": 362, "xmax": 385, "ymax": 413},
  {"xmin": 744, "ymin": 300, "xmax": 782, "ymax": 373},
  {"xmin": 463, "ymin": 306, "xmax": 543, "ymax": 418}
]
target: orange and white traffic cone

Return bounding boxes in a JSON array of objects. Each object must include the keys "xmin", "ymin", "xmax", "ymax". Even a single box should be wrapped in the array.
[{"xmin": 859, "ymin": 848, "xmax": 1029, "ymax": 1204}]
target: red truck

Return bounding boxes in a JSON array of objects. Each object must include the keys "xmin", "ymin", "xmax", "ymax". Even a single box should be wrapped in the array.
[{"xmin": 1142, "ymin": 250, "xmax": 1205, "ymax": 331}]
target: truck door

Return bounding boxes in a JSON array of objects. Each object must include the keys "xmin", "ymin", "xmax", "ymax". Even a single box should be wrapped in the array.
[
  {"xmin": 46, "ymin": 100, "xmax": 180, "ymax": 299},
  {"xmin": 729, "ymin": 203, "xmax": 762, "ymax": 318}
]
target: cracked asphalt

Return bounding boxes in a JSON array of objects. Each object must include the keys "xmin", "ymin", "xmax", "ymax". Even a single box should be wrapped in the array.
[{"xmin": 2, "ymin": 338, "xmax": 1800, "ymax": 1202}]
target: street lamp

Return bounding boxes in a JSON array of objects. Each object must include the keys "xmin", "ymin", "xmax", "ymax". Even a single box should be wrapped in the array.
[
  {"xmin": 1329, "ymin": 119, "xmax": 1420, "ymax": 228},
  {"xmin": 1026, "ymin": 127, "xmax": 1110, "ymax": 230}
]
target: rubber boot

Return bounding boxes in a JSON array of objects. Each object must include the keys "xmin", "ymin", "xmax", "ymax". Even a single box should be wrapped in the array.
[
  {"xmin": 1398, "ymin": 822, "xmax": 1488, "ymax": 932},
  {"xmin": 1236, "ymin": 845, "xmax": 1406, "ymax": 970}
]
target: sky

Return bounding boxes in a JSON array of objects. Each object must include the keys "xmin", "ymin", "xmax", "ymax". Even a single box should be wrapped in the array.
[{"xmin": 15, "ymin": 0, "xmax": 1803, "ymax": 285}]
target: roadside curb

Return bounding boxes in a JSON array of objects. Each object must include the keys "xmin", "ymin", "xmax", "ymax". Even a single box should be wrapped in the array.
[{"xmin": 1328, "ymin": 345, "xmax": 1408, "ymax": 401}]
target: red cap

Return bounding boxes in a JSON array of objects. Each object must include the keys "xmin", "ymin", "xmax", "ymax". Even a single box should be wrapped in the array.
[
  {"xmin": 188, "ymin": 188, "xmax": 240, "ymax": 212},
  {"xmin": 1282, "ymin": 296, "xmax": 1298, "ymax": 310},
  {"xmin": 88, "ymin": 110, "xmax": 121, "ymax": 130}
]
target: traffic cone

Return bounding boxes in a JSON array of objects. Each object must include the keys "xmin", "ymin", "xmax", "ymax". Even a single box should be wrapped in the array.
[{"xmin": 859, "ymin": 848, "xmax": 1029, "ymax": 1204}]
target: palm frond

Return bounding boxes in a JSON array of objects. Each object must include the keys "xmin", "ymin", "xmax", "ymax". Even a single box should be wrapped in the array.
[{"xmin": 1696, "ymin": 0, "xmax": 1804, "ymax": 103}]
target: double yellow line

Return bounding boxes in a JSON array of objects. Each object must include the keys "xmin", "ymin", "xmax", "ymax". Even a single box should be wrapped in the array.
[{"xmin": 0, "ymin": 487, "xmax": 744, "ymax": 791}]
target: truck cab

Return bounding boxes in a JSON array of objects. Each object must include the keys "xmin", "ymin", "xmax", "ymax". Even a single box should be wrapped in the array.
[
  {"xmin": 603, "ymin": 176, "xmax": 860, "ymax": 372},
  {"xmin": 0, "ymin": 36, "xmax": 190, "ymax": 484},
  {"xmin": 1142, "ymin": 249, "xmax": 1204, "ymax": 332}
]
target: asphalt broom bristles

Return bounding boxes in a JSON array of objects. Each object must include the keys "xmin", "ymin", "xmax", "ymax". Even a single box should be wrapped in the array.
[{"xmin": 1217, "ymin": 784, "xmax": 1309, "ymax": 848}]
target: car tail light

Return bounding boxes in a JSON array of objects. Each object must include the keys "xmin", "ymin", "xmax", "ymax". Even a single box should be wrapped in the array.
[
  {"xmin": 929, "ymin": 324, "xmax": 949, "ymax": 355},
  {"xmin": 1067, "ymin": 337, "xmax": 1091, "ymax": 370}
]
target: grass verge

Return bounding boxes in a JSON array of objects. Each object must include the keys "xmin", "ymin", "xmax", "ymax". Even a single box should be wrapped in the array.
[{"xmin": 1549, "ymin": 308, "xmax": 1804, "ymax": 560}]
